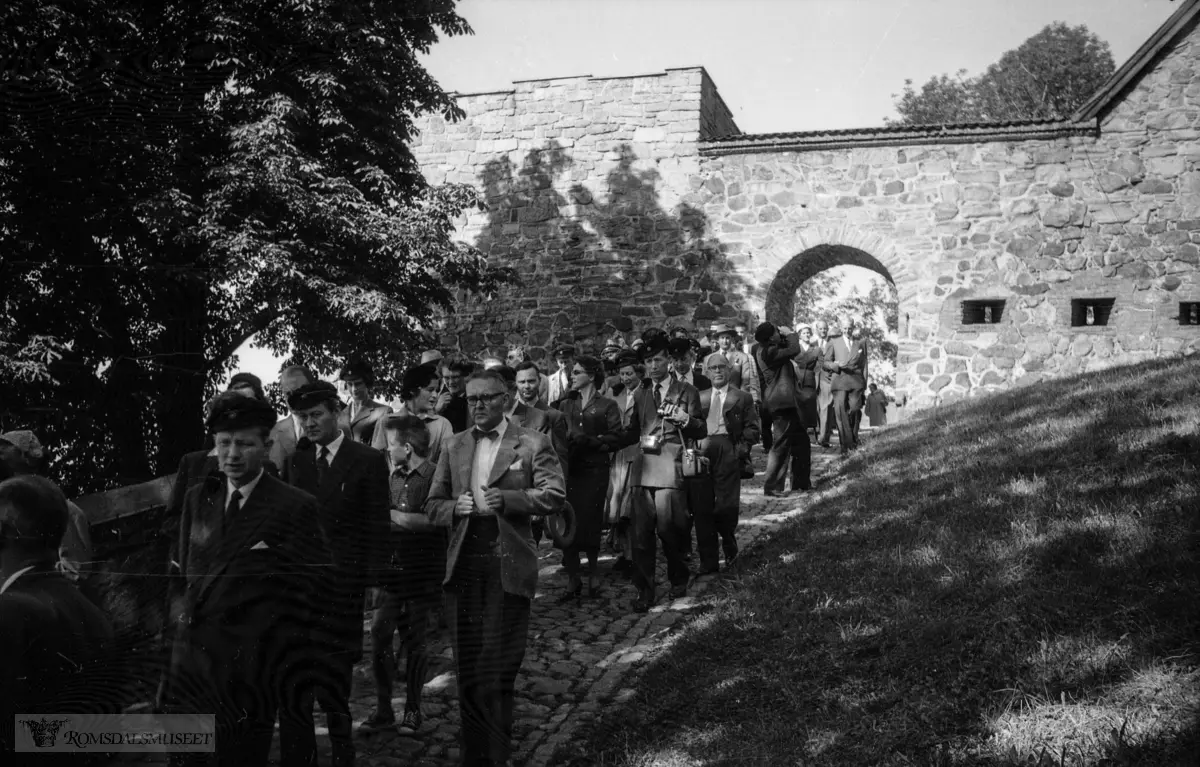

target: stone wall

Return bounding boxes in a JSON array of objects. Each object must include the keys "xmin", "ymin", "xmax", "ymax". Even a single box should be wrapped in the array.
[{"xmin": 413, "ymin": 13, "xmax": 1200, "ymax": 407}]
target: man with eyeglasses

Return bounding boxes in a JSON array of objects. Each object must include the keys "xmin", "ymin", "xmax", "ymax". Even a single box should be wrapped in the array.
[
  {"xmin": 425, "ymin": 370, "xmax": 565, "ymax": 767},
  {"xmin": 436, "ymin": 360, "xmax": 473, "ymax": 433}
]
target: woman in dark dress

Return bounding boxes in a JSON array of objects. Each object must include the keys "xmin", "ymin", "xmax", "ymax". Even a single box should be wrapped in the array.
[{"xmin": 554, "ymin": 354, "xmax": 623, "ymax": 600}]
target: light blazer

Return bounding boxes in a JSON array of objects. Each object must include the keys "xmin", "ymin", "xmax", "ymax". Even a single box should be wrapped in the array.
[
  {"xmin": 613, "ymin": 386, "xmax": 641, "ymax": 428},
  {"xmin": 424, "ymin": 423, "xmax": 566, "ymax": 600},
  {"xmin": 268, "ymin": 416, "xmax": 300, "ymax": 475},
  {"xmin": 698, "ymin": 386, "xmax": 761, "ymax": 449},
  {"xmin": 339, "ymin": 399, "xmax": 393, "ymax": 444},
  {"xmin": 511, "ymin": 401, "xmax": 570, "ymax": 475}
]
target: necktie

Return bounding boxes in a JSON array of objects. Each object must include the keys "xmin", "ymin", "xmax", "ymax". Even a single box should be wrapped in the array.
[
  {"xmin": 708, "ymin": 389, "xmax": 723, "ymax": 434},
  {"xmin": 226, "ymin": 488, "xmax": 242, "ymax": 519},
  {"xmin": 473, "ymin": 429, "xmax": 499, "ymax": 442},
  {"xmin": 654, "ymin": 385, "xmax": 663, "ymax": 410},
  {"xmin": 317, "ymin": 446, "xmax": 330, "ymax": 485}
]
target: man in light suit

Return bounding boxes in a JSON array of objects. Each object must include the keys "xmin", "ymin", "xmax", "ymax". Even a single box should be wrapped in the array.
[
  {"xmin": 0, "ymin": 474, "xmax": 114, "ymax": 763},
  {"xmin": 269, "ymin": 365, "xmax": 316, "ymax": 471},
  {"xmin": 711, "ymin": 324, "xmax": 759, "ymax": 405},
  {"xmin": 823, "ymin": 316, "xmax": 867, "ymax": 454},
  {"xmin": 338, "ymin": 359, "xmax": 393, "ymax": 444},
  {"xmin": 281, "ymin": 381, "xmax": 389, "ymax": 767},
  {"xmin": 618, "ymin": 336, "xmax": 706, "ymax": 613},
  {"xmin": 425, "ymin": 370, "xmax": 565, "ymax": 767},
  {"xmin": 161, "ymin": 392, "xmax": 328, "ymax": 766},
  {"xmin": 691, "ymin": 354, "xmax": 761, "ymax": 575},
  {"xmin": 813, "ymin": 320, "xmax": 837, "ymax": 448}
]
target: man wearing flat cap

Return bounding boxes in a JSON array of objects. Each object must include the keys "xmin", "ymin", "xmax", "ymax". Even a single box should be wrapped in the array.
[
  {"xmin": 161, "ymin": 391, "xmax": 328, "ymax": 765},
  {"xmin": 546, "ymin": 344, "xmax": 576, "ymax": 406},
  {"xmin": 617, "ymin": 335, "xmax": 706, "ymax": 612},
  {"xmin": 338, "ymin": 359, "xmax": 393, "ymax": 445},
  {"xmin": 280, "ymin": 381, "xmax": 389, "ymax": 767}
]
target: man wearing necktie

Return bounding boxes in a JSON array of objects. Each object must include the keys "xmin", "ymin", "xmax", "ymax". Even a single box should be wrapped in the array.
[
  {"xmin": 281, "ymin": 381, "xmax": 389, "ymax": 767},
  {"xmin": 691, "ymin": 353, "xmax": 760, "ymax": 575},
  {"xmin": 425, "ymin": 370, "xmax": 565, "ymax": 767},
  {"xmin": 617, "ymin": 336, "xmax": 706, "ymax": 613},
  {"xmin": 162, "ymin": 392, "xmax": 328, "ymax": 766}
]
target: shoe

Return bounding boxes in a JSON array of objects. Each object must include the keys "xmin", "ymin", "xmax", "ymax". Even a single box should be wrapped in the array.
[
  {"xmin": 764, "ymin": 489, "xmax": 790, "ymax": 498},
  {"xmin": 669, "ymin": 584, "xmax": 688, "ymax": 599},
  {"xmin": 397, "ymin": 709, "xmax": 422, "ymax": 735},
  {"xmin": 696, "ymin": 565, "xmax": 720, "ymax": 576},
  {"xmin": 818, "ymin": 442, "xmax": 830, "ymax": 448},
  {"xmin": 613, "ymin": 557, "xmax": 632, "ymax": 573},
  {"xmin": 588, "ymin": 574, "xmax": 599, "ymax": 598},
  {"xmin": 359, "ymin": 709, "xmax": 395, "ymax": 732},
  {"xmin": 632, "ymin": 598, "xmax": 651, "ymax": 613},
  {"xmin": 725, "ymin": 552, "xmax": 739, "ymax": 569},
  {"xmin": 557, "ymin": 579, "xmax": 583, "ymax": 604}
]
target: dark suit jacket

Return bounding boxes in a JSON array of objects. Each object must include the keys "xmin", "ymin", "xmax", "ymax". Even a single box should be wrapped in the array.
[
  {"xmin": 511, "ymin": 401, "xmax": 570, "ymax": 475},
  {"xmin": 794, "ymin": 346, "xmax": 821, "ymax": 392},
  {"xmin": 675, "ymin": 372, "xmax": 712, "ymax": 392},
  {"xmin": 554, "ymin": 393, "xmax": 623, "ymax": 468},
  {"xmin": 698, "ymin": 386, "xmax": 760, "ymax": 450},
  {"xmin": 281, "ymin": 437, "xmax": 390, "ymax": 592},
  {"xmin": 339, "ymin": 400, "xmax": 392, "ymax": 444},
  {"xmin": 1, "ymin": 567, "xmax": 114, "ymax": 753},
  {"xmin": 163, "ymin": 474, "xmax": 327, "ymax": 710},
  {"xmin": 756, "ymin": 332, "xmax": 803, "ymax": 413},
  {"xmin": 425, "ymin": 423, "xmax": 566, "ymax": 600},
  {"xmin": 439, "ymin": 392, "xmax": 470, "ymax": 433}
]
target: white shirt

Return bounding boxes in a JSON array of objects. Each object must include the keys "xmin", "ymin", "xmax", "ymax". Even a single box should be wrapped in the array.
[
  {"xmin": 471, "ymin": 416, "xmax": 510, "ymax": 514},
  {"xmin": 653, "ymin": 377, "xmax": 672, "ymax": 404},
  {"xmin": 0, "ymin": 565, "xmax": 36, "ymax": 595},
  {"xmin": 676, "ymin": 371, "xmax": 694, "ymax": 387},
  {"xmin": 291, "ymin": 414, "xmax": 304, "ymax": 442},
  {"xmin": 317, "ymin": 430, "xmax": 346, "ymax": 464},
  {"xmin": 226, "ymin": 467, "xmax": 267, "ymax": 511}
]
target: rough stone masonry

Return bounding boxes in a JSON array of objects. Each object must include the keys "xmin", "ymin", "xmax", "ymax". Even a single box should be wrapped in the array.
[{"xmin": 412, "ymin": 3, "xmax": 1200, "ymax": 409}]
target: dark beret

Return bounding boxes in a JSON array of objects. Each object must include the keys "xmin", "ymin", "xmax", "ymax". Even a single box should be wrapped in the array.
[
  {"xmin": 287, "ymin": 381, "xmax": 343, "ymax": 412},
  {"xmin": 553, "ymin": 344, "xmax": 576, "ymax": 357},
  {"xmin": 642, "ymin": 336, "xmax": 671, "ymax": 359},
  {"xmin": 339, "ymin": 359, "xmax": 375, "ymax": 385},
  {"xmin": 206, "ymin": 391, "xmax": 278, "ymax": 434},
  {"xmin": 755, "ymin": 321, "xmax": 777, "ymax": 345},
  {"xmin": 227, "ymin": 372, "xmax": 265, "ymax": 401},
  {"xmin": 667, "ymin": 338, "xmax": 693, "ymax": 357},
  {"xmin": 615, "ymin": 350, "xmax": 640, "ymax": 367}
]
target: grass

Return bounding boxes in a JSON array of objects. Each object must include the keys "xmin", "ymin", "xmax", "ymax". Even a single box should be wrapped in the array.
[{"xmin": 564, "ymin": 355, "xmax": 1200, "ymax": 766}]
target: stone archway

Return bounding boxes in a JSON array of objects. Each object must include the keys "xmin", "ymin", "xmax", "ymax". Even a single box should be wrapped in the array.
[{"xmin": 763, "ymin": 244, "xmax": 894, "ymax": 327}]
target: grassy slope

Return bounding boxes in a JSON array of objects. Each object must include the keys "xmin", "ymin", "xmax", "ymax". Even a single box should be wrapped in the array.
[{"xmin": 567, "ymin": 356, "xmax": 1200, "ymax": 767}]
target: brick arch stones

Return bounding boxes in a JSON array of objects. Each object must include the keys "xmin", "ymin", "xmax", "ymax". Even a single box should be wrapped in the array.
[{"xmin": 763, "ymin": 243, "xmax": 894, "ymax": 327}]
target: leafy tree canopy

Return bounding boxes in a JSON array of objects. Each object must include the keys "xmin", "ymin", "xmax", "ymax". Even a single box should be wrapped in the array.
[
  {"xmin": 795, "ymin": 271, "xmax": 899, "ymax": 389},
  {"xmin": 0, "ymin": 0, "xmax": 507, "ymax": 493},
  {"xmin": 890, "ymin": 22, "xmax": 1116, "ymax": 125}
]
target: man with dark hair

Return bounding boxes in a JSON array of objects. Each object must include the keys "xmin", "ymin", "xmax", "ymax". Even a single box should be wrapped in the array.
[
  {"xmin": 227, "ymin": 371, "xmax": 266, "ymax": 402},
  {"xmin": 371, "ymin": 364, "xmax": 454, "ymax": 463},
  {"xmin": 362, "ymin": 415, "xmax": 443, "ymax": 736},
  {"xmin": 618, "ymin": 335, "xmax": 707, "ymax": 612},
  {"xmin": 669, "ymin": 338, "xmax": 710, "ymax": 392},
  {"xmin": 513, "ymin": 361, "xmax": 547, "ymax": 409},
  {"xmin": 161, "ymin": 391, "xmax": 327, "ymax": 765},
  {"xmin": 281, "ymin": 381, "xmax": 389, "ymax": 767},
  {"xmin": 499, "ymin": 365, "xmax": 569, "ymax": 476},
  {"xmin": 270, "ymin": 364, "xmax": 318, "ymax": 470},
  {"xmin": 0, "ymin": 431, "xmax": 91, "ymax": 586},
  {"xmin": 436, "ymin": 360, "xmax": 474, "ymax": 433},
  {"xmin": 546, "ymin": 344, "xmax": 575, "ymax": 405},
  {"xmin": 0, "ymin": 475, "xmax": 114, "ymax": 760},
  {"xmin": 507, "ymin": 346, "xmax": 550, "ymax": 403},
  {"xmin": 754, "ymin": 322, "xmax": 811, "ymax": 496},
  {"xmin": 426, "ymin": 369, "xmax": 566, "ymax": 766},
  {"xmin": 338, "ymin": 359, "xmax": 393, "ymax": 444}
]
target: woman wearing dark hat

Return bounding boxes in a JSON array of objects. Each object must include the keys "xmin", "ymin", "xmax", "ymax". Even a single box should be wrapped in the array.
[
  {"xmin": 553, "ymin": 354, "xmax": 622, "ymax": 600},
  {"xmin": 338, "ymin": 359, "xmax": 393, "ymax": 444}
]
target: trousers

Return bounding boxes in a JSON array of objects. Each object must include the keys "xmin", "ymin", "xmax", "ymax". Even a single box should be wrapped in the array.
[
  {"xmin": 629, "ymin": 486, "xmax": 690, "ymax": 600},
  {"xmin": 763, "ymin": 408, "xmax": 810, "ymax": 493}
]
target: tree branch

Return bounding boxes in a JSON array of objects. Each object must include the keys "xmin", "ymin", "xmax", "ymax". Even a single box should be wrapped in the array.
[{"xmin": 212, "ymin": 308, "xmax": 285, "ymax": 370}]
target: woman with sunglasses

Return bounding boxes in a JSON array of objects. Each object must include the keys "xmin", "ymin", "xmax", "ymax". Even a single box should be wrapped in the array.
[{"xmin": 552, "ymin": 354, "xmax": 623, "ymax": 601}]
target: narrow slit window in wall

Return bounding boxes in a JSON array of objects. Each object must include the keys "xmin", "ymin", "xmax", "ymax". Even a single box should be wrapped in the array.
[
  {"xmin": 1070, "ymin": 298, "xmax": 1116, "ymax": 327},
  {"xmin": 961, "ymin": 299, "xmax": 1006, "ymax": 325},
  {"xmin": 1180, "ymin": 302, "xmax": 1200, "ymax": 326}
]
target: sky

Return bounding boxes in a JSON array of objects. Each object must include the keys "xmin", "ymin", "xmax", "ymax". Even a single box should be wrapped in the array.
[{"xmin": 236, "ymin": 0, "xmax": 1181, "ymax": 383}]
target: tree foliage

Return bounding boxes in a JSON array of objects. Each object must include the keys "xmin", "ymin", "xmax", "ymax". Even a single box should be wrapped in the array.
[
  {"xmin": 0, "ymin": 0, "xmax": 507, "ymax": 493},
  {"xmin": 890, "ymin": 22, "xmax": 1116, "ymax": 124},
  {"xmin": 795, "ymin": 271, "xmax": 899, "ymax": 389}
]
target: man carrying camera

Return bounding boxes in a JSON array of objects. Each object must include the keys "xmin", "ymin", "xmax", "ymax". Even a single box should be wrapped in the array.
[{"xmin": 618, "ymin": 336, "xmax": 707, "ymax": 613}]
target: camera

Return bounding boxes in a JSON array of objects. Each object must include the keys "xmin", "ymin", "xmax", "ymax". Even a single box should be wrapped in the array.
[{"xmin": 656, "ymin": 397, "xmax": 678, "ymax": 418}]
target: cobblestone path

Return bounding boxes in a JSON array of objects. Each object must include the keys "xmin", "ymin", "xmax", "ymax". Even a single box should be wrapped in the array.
[{"xmin": 323, "ymin": 448, "xmax": 841, "ymax": 767}]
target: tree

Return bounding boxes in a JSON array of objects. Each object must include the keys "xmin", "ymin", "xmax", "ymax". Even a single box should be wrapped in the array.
[
  {"xmin": 0, "ymin": 1, "xmax": 507, "ymax": 494},
  {"xmin": 890, "ymin": 22, "xmax": 1115, "ymax": 124},
  {"xmin": 796, "ymin": 272, "xmax": 899, "ymax": 389}
]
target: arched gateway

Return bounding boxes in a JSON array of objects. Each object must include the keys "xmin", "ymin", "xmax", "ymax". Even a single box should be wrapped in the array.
[{"xmin": 413, "ymin": 1, "xmax": 1200, "ymax": 411}]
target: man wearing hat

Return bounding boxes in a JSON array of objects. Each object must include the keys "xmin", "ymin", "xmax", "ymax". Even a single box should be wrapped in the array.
[
  {"xmin": 161, "ymin": 391, "xmax": 328, "ymax": 764},
  {"xmin": 546, "ymin": 344, "xmax": 576, "ymax": 406},
  {"xmin": 754, "ymin": 322, "xmax": 812, "ymax": 497},
  {"xmin": 711, "ymin": 324, "xmax": 759, "ymax": 405},
  {"xmin": 617, "ymin": 335, "xmax": 706, "ymax": 612},
  {"xmin": 338, "ymin": 359, "xmax": 393, "ymax": 444},
  {"xmin": 280, "ymin": 381, "xmax": 390, "ymax": 767},
  {"xmin": 670, "ymin": 338, "xmax": 711, "ymax": 392},
  {"xmin": 269, "ymin": 365, "xmax": 318, "ymax": 471},
  {"xmin": 419, "ymin": 349, "xmax": 444, "ymax": 368}
]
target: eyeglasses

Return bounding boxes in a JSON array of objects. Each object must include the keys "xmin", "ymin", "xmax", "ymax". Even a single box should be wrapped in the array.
[{"xmin": 466, "ymin": 392, "xmax": 507, "ymax": 406}]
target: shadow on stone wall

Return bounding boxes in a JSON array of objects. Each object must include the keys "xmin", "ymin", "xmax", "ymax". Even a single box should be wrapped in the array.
[{"xmin": 444, "ymin": 143, "xmax": 754, "ymax": 361}]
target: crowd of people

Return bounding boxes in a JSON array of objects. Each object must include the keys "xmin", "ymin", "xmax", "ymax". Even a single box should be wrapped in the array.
[{"xmin": 0, "ymin": 315, "xmax": 886, "ymax": 767}]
